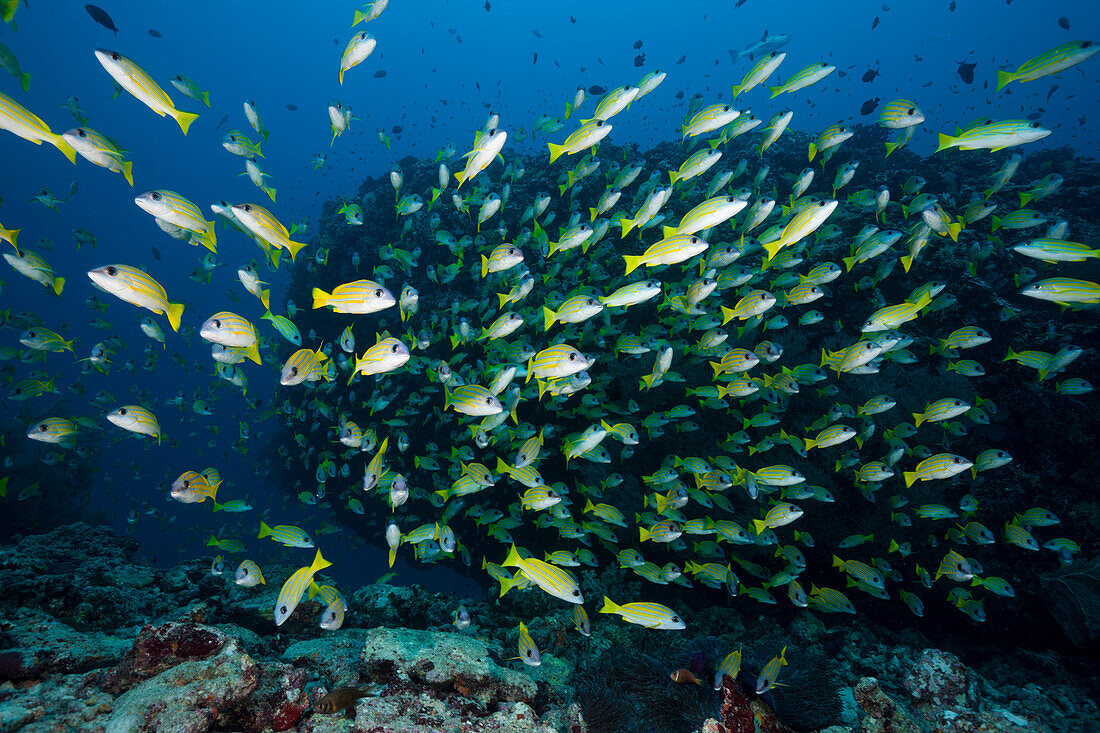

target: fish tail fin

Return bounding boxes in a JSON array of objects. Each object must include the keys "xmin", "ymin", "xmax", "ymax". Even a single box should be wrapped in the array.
[
  {"xmin": 752, "ymin": 519, "xmax": 767, "ymax": 535},
  {"xmin": 669, "ymin": 169, "xmax": 679, "ymax": 186},
  {"xmin": 244, "ymin": 341, "xmax": 261, "ymax": 365},
  {"xmin": 200, "ymin": 90, "xmax": 211, "ymax": 107},
  {"xmin": 995, "ymin": 70, "xmax": 1014, "ymax": 93},
  {"xmin": 52, "ymin": 134, "xmax": 77, "ymax": 164},
  {"xmin": 990, "ymin": 216, "xmax": 1001, "ymax": 232},
  {"xmin": 903, "ymin": 471, "xmax": 917, "ymax": 488},
  {"xmin": 807, "ymin": 143, "xmax": 817, "ymax": 161},
  {"xmin": 200, "ymin": 225, "xmax": 217, "ymax": 253},
  {"xmin": 260, "ymin": 288, "xmax": 271, "ymax": 310},
  {"xmin": 547, "ymin": 142, "xmax": 565, "ymax": 164},
  {"xmin": 264, "ymin": 186, "xmax": 277, "ymax": 203},
  {"xmin": 843, "ymin": 256, "xmax": 856, "ymax": 272},
  {"xmin": 165, "ymin": 302, "xmax": 184, "ymax": 332},
  {"xmin": 311, "ymin": 288, "xmax": 330, "ymax": 309},
  {"xmin": 284, "ymin": 239, "xmax": 308, "ymax": 261},
  {"xmin": 542, "ymin": 306, "xmax": 556, "ymax": 331},
  {"xmin": 310, "ymin": 549, "xmax": 332, "ymax": 573},
  {"xmin": 480, "ymin": 254, "xmax": 489, "ymax": 278},
  {"xmin": 18, "ymin": 71, "xmax": 30, "ymax": 93},
  {"xmin": 564, "ymin": 101, "xmax": 574, "ymax": 120},
  {"xmin": 947, "ymin": 222, "xmax": 962, "ymax": 242},
  {"xmin": 768, "ymin": 86, "xmax": 782, "ymax": 99},
  {"xmin": 884, "ymin": 141, "xmax": 897, "ymax": 157},
  {"xmin": 120, "ymin": 160, "xmax": 134, "ymax": 186},
  {"xmin": 934, "ymin": 132, "xmax": 954, "ymax": 153},
  {"xmin": 388, "ymin": 548, "xmax": 396, "ymax": 568},
  {"xmin": 623, "ymin": 254, "xmax": 644, "ymax": 275},
  {"xmin": 258, "ymin": 521, "xmax": 271, "ymax": 539},
  {"xmin": 620, "ymin": 217, "xmax": 635, "ymax": 237},
  {"xmin": 831, "ymin": 555, "xmax": 844, "ymax": 569},
  {"xmin": 662, "ymin": 225, "xmax": 678, "ymax": 238},
  {"xmin": 599, "ymin": 595, "xmax": 620, "ymax": 614},
  {"xmin": 762, "ymin": 240, "xmax": 785, "ymax": 260},
  {"xmin": 900, "ymin": 255, "xmax": 913, "ymax": 273},
  {"xmin": 912, "ymin": 413, "xmax": 925, "ymax": 427},
  {"xmin": 52, "ymin": 276, "xmax": 65, "ymax": 296},
  {"xmin": 173, "ymin": 109, "xmax": 200, "ymax": 136},
  {"xmin": 453, "ymin": 169, "xmax": 466, "ymax": 188}
]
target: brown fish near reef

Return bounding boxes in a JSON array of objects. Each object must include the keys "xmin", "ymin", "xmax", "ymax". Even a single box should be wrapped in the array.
[
  {"xmin": 670, "ymin": 668, "xmax": 704, "ymax": 685},
  {"xmin": 314, "ymin": 686, "xmax": 373, "ymax": 714}
]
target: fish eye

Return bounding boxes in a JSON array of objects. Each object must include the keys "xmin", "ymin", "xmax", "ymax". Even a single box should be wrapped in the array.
[
  {"xmin": 485, "ymin": 397, "xmax": 492, "ymax": 404},
  {"xmin": 587, "ymin": 299, "xmax": 596, "ymax": 305},
  {"xmin": 118, "ymin": 408, "xmax": 127, "ymax": 415},
  {"xmin": 954, "ymin": 400, "xmax": 961, "ymax": 405},
  {"xmin": 291, "ymin": 367, "xmax": 299, "ymax": 376},
  {"xmin": 38, "ymin": 424, "xmax": 47, "ymax": 432},
  {"xmin": 111, "ymin": 52, "xmax": 120, "ymax": 60},
  {"xmin": 391, "ymin": 344, "xmax": 398, "ymax": 352},
  {"xmin": 953, "ymin": 458, "xmax": 961, "ymax": 463},
  {"xmin": 242, "ymin": 205, "xmax": 252, "ymax": 212},
  {"xmin": 568, "ymin": 353, "xmax": 576, "ymax": 360},
  {"xmin": 280, "ymin": 605, "xmax": 287, "ymax": 614},
  {"xmin": 571, "ymin": 589, "xmax": 580, "ymax": 596},
  {"xmin": 907, "ymin": 108, "xmax": 915, "ymax": 115},
  {"xmin": 596, "ymin": 120, "xmax": 604, "ymax": 127},
  {"xmin": 374, "ymin": 289, "xmax": 383, "ymax": 297},
  {"xmin": 1031, "ymin": 122, "xmax": 1040, "ymax": 128},
  {"xmin": 214, "ymin": 320, "xmax": 221, "ymax": 328},
  {"xmin": 76, "ymin": 128, "xmax": 87, "ymax": 137}
]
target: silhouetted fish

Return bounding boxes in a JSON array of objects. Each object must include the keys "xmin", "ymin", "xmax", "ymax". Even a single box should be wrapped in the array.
[
  {"xmin": 85, "ymin": 5, "xmax": 118, "ymax": 35},
  {"xmin": 861, "ymin": 97, "xmax": 880, "ymax": 115},
  {"xmin": 286, "ymin": 104, "xmax": 298, "ymax": 111},
  {"xmin": 373, "ymin": 70, "xmax": 386, "ymax": 78},
  {"xmin": 216, "ymin": 114, "xmax": 229, "ymax": 130},
  {"xmin": 862, "ymin": 69, "xmax": 879, "ymax": 82},
  {"xmin": 148, "ymin": 29, "xmax": 162, "ymax": 38},
  {"xmin": 1058, "ymin": 16, "xmax": 1069, "ymax": 30},
  {"xmin": 957, "ymin": 60, "xmax": 976, "ymax": 84},
  {"xmin": 151, "ymin": 246, "xmax": 161, "ymax": 261}
]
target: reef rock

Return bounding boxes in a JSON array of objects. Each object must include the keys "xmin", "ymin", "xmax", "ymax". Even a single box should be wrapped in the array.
[
  {"xmin": 360, "ymin": 626, "xmax": 538, "ymax": 705},
  {"xmin": 105, "ymin": 636, "xmax": 258, "ymax": 733},
  {"xmin": 854, "ymin": 676, "xmax": 921, "ymax": 733},
  {"xmin": 103, "ymin": 621, "xmax": 231, "ymax": 692}
]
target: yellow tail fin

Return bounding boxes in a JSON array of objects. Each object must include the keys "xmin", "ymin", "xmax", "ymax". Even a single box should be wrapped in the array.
[
  {"xmin": 165, "ymin": 302, "xmax": 184, "ymax": 332},
  {"xmin": 173, "ymin": 109, "xmax": 200, "ymax": 136}
]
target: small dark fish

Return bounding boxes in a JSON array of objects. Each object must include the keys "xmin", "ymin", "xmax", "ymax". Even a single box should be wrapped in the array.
[
  {"xmin": 633, "ymin": 53, "xmax": 645, "ymax": 68},
  {"xmin": 532, "ymin": 52, "xmax": 537, "ymax": 64},
  {"xmin": 333, "ymin": 38, "xmax": 339, "ymax": 45},
  {"xmin": 151, "ymin": 246, "xmax": 161, "ymax": 261},
  {"xmin": 861, "ymin": 97, "xmax": 880, "ymax": 115},
  {"xmin": 588, "ymin": 85, "xmax": 606, "ymax": 95},
  {"xmin": 484, "ymin": 0, "xmax": 490, "ymax": 11},
  {"xmin": 676, "ymin": 54, "xmax": 686, "ymax": 64},
  {"xmin": 570, "ymin": 15, "xmax": 576, "ymax": 23},
  {"xmin": 216, "ymin": 114, "xmax": 229, "ymax": 130},
  {"xmin": 285, "ymin": 104, "xmax": 297, "ymax": 111},
  {"xmin": 148, "ymin": 29, "xmax": 161, "ymax": 38},
  {"xmin": 949, "ymin": 1, "xmax": 956, "ymax": 10},
  {"xmin": 1026, "ymin": 111, "xmax": 1043, "ymax": 120},
  {"xmin": 735, "ymin": 0, "xmax": 749, "ymax": 7},
  {"xmin": 1046, "ymin": 84, "xmax": 1058, "ymax": 101},
  {"xmin": 675, "ymin": 90, "xmax": 684, "ymax": 100},
  {"xmin": 85, "ymin": 5, "xmax": 119, "ymax": 35},
  {"xmin": 1058, "ymin": 16, "xmax": 1069, "ymax": 30},
  {"xmin": 314, "ymin": 687, "xmax": 372, "ymax": 715},
  {"xmin": 533, "ymin": 29, "xmax": 543, "ymax": 38},
  {"xmin": 871, "ymin": 15, "xmax": 879, "ymax": 29},
  {"xmin": 392, "ymin": 125, "xmax": 402, "ymax": 134},
  {"xmin": 373, "ymin": 70, "xmax": 386, "ymax": 78},
  {"xmin": 633, "ymin": 40, "xmax": 643, "ymax": 49},
  {"xmin": 957, "ymin": 60, "xmax": 976, "ymax": 84},
  {"xmin": 862, "ymin": 69, "xmax": 879, "ymax": 82}
]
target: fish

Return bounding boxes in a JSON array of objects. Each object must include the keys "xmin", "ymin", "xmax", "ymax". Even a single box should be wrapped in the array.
[
  {"xmin": 94, "ymin": 50, "xmax": 199, "ymax": 135},
  {"xmin": 314, "ymin": 686, "xmax": 375, "ymax": 714},
  {"xmin": 340, "ymin": 31, "xmax": 377, "ymax": 84},
  {"xmin": 0, "ymin": 40, "xmax": 31, "ymax": 92},
  {"xmin": 599, "ymin": 596, "xmax": 685, "ymax": 629},
  {"xmin": 63, "ymin": 127, "xmax": 134, "ymax": 186},
  {"xmin": 935, "ymin": 120, "xmax": 1051, "ymax": 152},
  {"xmin": 275, "ymin": 550, "xmax": 332, "ymax": 626},
  {"xmin": 106, "ymin": 405, "xmax": 161, "ymax": 443},
  {"xmin": 0, "ymin": 91, "xmax": 77, "ymax": 164},
  {"xmin": 87, "ymin": 264, "xmax": 184, "ymax": 331},
  {"xmin": 997, "ymin": 40, "xmax": 1099, "ymax": 92},
  {"xmin": 84, "ymin": 5, "xmax": 118, "ymax": 34}
]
